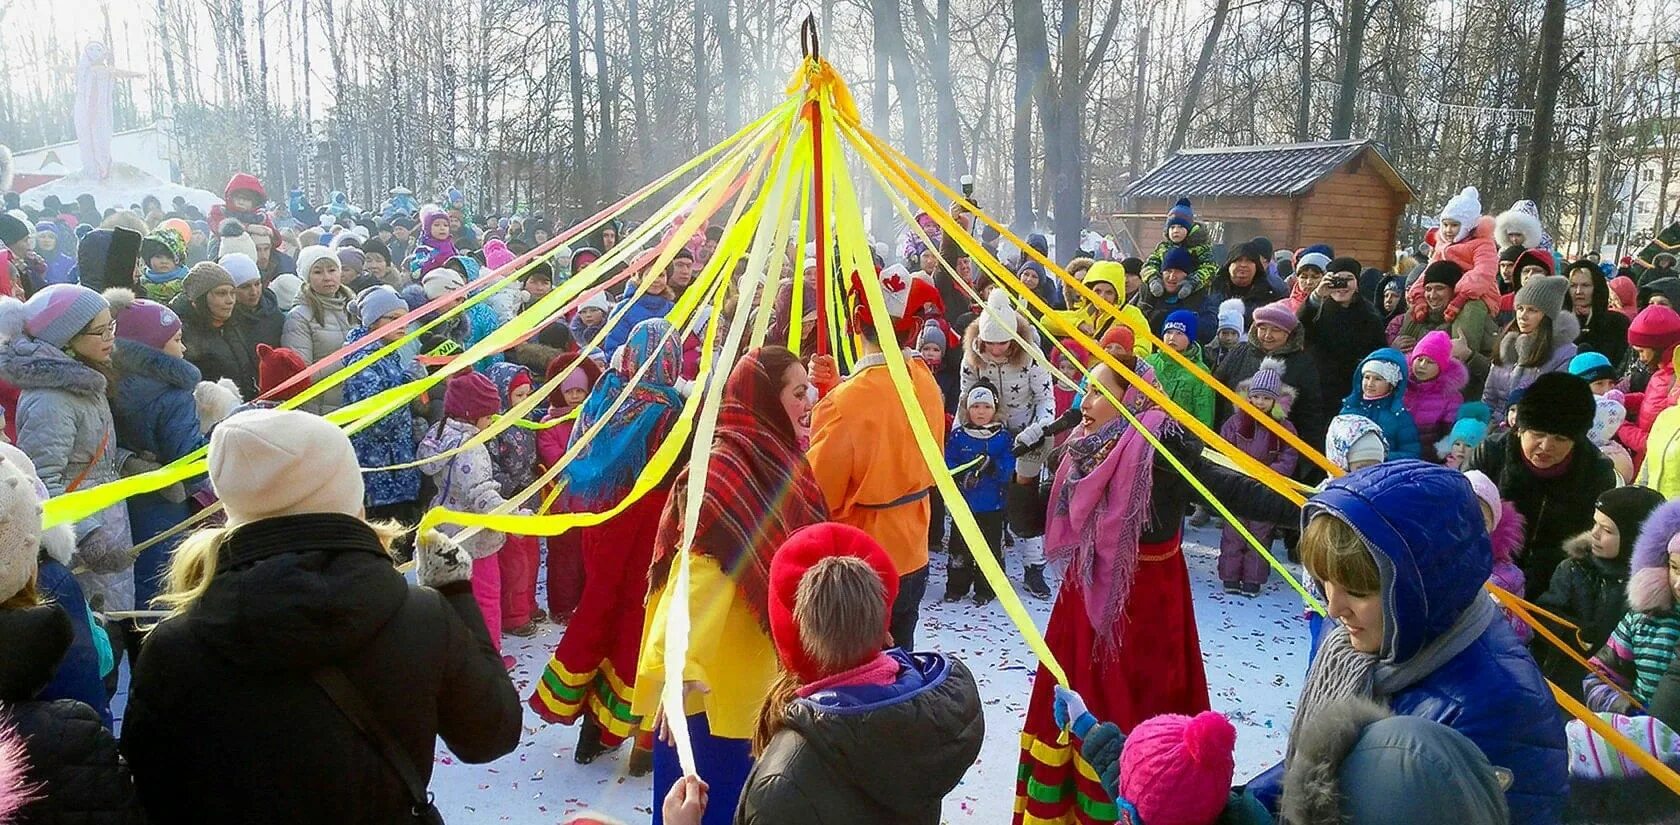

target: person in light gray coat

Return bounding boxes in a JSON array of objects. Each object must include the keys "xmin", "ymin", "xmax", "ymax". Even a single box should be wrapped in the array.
[
  {"xmin": 282, "ymin": 245, "xmax": 357, "ymax": 413},
  {"xmin": 0, "ymin": 284, "xmax": 139, "ymax": 611}
]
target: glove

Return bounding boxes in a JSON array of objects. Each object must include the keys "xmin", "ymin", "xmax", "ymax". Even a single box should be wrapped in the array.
[
  {"xmin": 74, "ymin": 527, "xmax": 134, "ymax": 574},
  {"xmin": 1155, "ymin": 424, "xmax": 1204, "ymax": 468},
  {"xmin": 1053, "ymin": 685, "xmax": 1093, "ymax": 736},
  {"xmin": 1177, "ymin": 279, "xmax": 1194, "ymax": 299},
  {"xmin": 1014, "ymin": 422, "xmax": 1046, "ymax": 451},
  {"xmin": 674, "ymin": 378, "xmax": 695, "ymax": 398},
  {"xmin": 416, "ymin": 529, "xmax": 473, "ymax": 587},
  {"xmin": 810, "ymin": 354, "xmax": 840, "ymax": 396},
  {"xmin": 122, "ymin": 454, "xmax": 162, "ymax": 478},
  {"xmin": 1147, "ymin": 278, "xmax": 1165, "ymax": 297},
  {"xmin": 1222, "ymin": 788, "xmax": 1276, "ymax": 825},
  {"xmin": 1081, "ymin": 721, "xmax": 1125, "ymax": 802},
  {"xmin": 155, "ymin": 481, "xmax": 188, "ymax": 504}
]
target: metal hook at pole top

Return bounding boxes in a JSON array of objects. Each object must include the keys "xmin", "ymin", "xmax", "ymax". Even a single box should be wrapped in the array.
[{"xmin": 801, "ymin": 13, "xmax": 821, "ymax": 61}]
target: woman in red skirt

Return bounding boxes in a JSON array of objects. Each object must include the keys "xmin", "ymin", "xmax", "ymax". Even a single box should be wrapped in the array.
[
  {"xmin": 530, "ymin": 318, "xmax": 686, "ymax": 775},
  {"xmin": 1013, "ymin": 358, "xmax": 1297, "ymax": 825}
]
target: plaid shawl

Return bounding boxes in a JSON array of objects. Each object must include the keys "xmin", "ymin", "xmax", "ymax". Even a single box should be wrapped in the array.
[{"xmin": 649, "ymin": 350, "xmax": 828, "ymax": 631}]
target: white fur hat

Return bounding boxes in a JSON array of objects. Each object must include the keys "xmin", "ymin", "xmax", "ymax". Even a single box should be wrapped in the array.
[
  {"xmin": 1438, "ymin": 187, "xmax": 1483, "ymax": 242},
  {"xmin": 0, "ymin": 455, "xmax": 43, "ymax": 604},
  {"xmin": 1494, "ymin": 200, "xmax": 1544, "ymax": 249},
  {"xmin": 978, "ymin": 289, "xmax": 1018, "ymax": 344},
  {"xmin": 210, "ymin": 408, "xmax": 365, "ymax": 527}
]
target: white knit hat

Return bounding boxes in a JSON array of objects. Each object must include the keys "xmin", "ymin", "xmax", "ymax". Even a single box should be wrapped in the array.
[
  {"xmin": 0, "ymin": 457, "xmax": 45, "ymax": 604},
  {"xmin": 210, "ymin": 408, "xmax": 366, "ymax": 527},
  {"xmin": 294, "ymin": 245, "xmax": 337, "ymax": 279},
  {"xmin": 1463, "ymin": 470, "xmax": 1502, "ymax": 529},
  {"xmin": 978, "ymin": 289, "xmax": 1018, "ymax": 344},
  {"xmin": 1217, "ymin": 298, "xmax": 1245, "ymax": 333},
  {"xmin": 1438, "ymin": 187, "xmax": 1483, "ymax": 241},
  {"xmin": 577, "ymin": 290, "xmax": 611, "ymax": 314},
  {"xmin": 269, "ymin": 272, "xmax": 303, "ymax": 311},
  {"xmin": 220, "ymin": 252, "xmax": 262, "ymax": 287},
  {"xmin": 422, "ymin": 268, "xmax": 467, "ymax": 300}
]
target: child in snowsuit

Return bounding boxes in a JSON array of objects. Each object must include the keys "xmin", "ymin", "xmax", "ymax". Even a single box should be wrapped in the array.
[
  {"xmin": 1141, "ymin": 198, "xmax": 1216, "ymax": 298},
  {"xmin": 1052, "ymin": 688, "xmax": 1242, "ymax": 825},
  {"xmin": 1591, "ymin": 391, "xmax": 1635, "ymax": 482},
  {"xmin": 1217, "ymin": 358, "xmax": 1299, "ymax": 596},
  {"xmin": 1207, "ymin": 298, "xmax": 1244, "ymax": 374},
  {"xmin": 1465, "ymin": 470, "xmax": 1531, "ymax": 643},
  {"xmin": 536, "ymin": 352, "xmax": 603, "ymax": 620},
  {"xmin": 1403, "ymin": 331, "xmax": 1468, "ymax": 462},
  {"xmin": 1143, "ymin": 309, "xmax": 1214, "ymax": 429},
  {"xmin": 1537, "ymin": 485, "xmax": 1665, "ymax": 702},
  {"xmin": 943, "ymin": 382, "xmax": 1016, "ymax": 605},
  {"xmin": 412, "ymin": 205, "xmax": 459, "ymax": 277},
  {"xmin": 419, "ymin": 371, "xmax": 522, "ymax": 656},
  {"xmin": 1433, "ymin": 404, "xmax": 1491, "ymax": 469},
  {"xmin": 1584, "ymin": 498, "xmax": 1680, "ymax": 714},
  {"xmin": 487, "ymin": 362, "xmax": 543, "ymax": 637},
  {"xmin": 140, "ymin": 228, "xmax": 189, "ymax": 303},
  {"xmin": 1339, "ymin": 348, "xmax": 1421, "ymax": 460},
  {"xmin": 1404, "ymin": 186, "xmax": 1502, "ymax": 326}
]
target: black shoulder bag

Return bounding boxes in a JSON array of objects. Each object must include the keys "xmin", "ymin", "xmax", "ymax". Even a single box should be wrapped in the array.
[{"xmin": 311, "ymin": 666, "xmax": 448, "ymax": 825}]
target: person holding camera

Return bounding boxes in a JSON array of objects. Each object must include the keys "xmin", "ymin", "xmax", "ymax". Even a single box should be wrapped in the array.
[{"xmin": 1299, "ymin": 256, "xmax": 1389, "ymax": 432}]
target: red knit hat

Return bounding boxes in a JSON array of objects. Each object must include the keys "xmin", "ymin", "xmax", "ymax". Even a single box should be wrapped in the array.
[
  {"xmin": 444, "ymin": 372, "xmax": 501, "ymax": 421},
  {"xmin": 1099, "ymin": 325, "xmax": 1135, "ymax": 353},
  {"xmin": 256, "ymin": 343, "xmax": 310, "ymax": 400},
  {"xmin": 769, "ymin": 523, "xmax": 901, "ymax": 682},
  {"xmin": 1629, "ymin": 304, "xmax": 1680, "ymax": 351}
]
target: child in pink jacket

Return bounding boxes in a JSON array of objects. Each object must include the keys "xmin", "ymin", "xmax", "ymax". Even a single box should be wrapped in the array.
[
  {"xmin": 1406, "ymin": 186, "xmax": 1501, "ymax": 324},
  {"xmin": 1403, "ymin": 331, "xmax": 1469, "ymax": 462}
]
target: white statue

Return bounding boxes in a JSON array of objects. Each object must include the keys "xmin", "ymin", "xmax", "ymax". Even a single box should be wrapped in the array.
[{"xmin": 71, "ymin": 42, "xmax": 140, "ymax": 181}]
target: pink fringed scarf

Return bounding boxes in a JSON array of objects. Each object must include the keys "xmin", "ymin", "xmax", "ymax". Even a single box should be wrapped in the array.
[{"xmin": 1045, "ymin": 407, "xmax": 1170, "ymax": 655}]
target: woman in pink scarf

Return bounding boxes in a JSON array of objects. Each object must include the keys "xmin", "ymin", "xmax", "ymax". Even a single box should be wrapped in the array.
[{"xmin": 1013, "ymin": 358, "xmax": 1299, "ymax": 825}]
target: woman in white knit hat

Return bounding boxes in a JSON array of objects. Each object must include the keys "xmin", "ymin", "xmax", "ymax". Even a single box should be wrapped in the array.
[
  {"xmin": 280, "ymin": 245, "xmax": 357, "ymax": 413},
  {"xmin": 960, "ymin": 289, "xmax": 1056, "ymax": 598},
  {"xmin": 122, "ymin": 408, "xmax": 522, "ymax": 823}
]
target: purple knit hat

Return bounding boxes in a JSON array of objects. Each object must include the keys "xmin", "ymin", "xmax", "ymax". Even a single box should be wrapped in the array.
[
  {"xmin": 109, "ymin": 290, "xmax": 183, "ymax": 351},
  {"xmin": 443, "ymin": 372, "xmax": 501, "ymax": 421},
  {"xmin": 1247, "ymin": 359, "xmax": 1285, "ymax": 399},
  {"xmin": 14, "ymin": 284, "xmax": 110, "ymax": 349},
  {"xmin": 1628, "ymin": 498, "xmax": 1680, "ymax": 613},
  {"xmin": 1250, "ymin": 300, "xmax": 1299, "ymax": 334}
]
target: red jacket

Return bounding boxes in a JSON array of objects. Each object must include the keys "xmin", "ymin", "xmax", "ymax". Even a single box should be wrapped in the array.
[
  {"xmin": 208, "ymin": 172, "xmax": 277, "ymax": 234},
  {"xmin": 1408, "ymin": 215, "xmax": 1501, "ymax": 323},
  {"xmin": 1619, "ymin": 349, "xmax": 1677, "ymax": 464}
]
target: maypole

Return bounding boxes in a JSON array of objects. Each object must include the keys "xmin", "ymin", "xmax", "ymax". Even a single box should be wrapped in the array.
[{"xmin": 802, "ymin": 15, "xmax": 830, "ymax": 357}]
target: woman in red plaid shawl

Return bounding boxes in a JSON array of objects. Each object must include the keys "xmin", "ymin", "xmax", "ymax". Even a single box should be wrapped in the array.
[{"xmin": 632, "ymin": 345, "xmax": 828, "ymax": 825}]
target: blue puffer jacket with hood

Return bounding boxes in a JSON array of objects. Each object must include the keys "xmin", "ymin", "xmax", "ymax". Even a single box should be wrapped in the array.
[
  {"xmin": 1248, "ymin": 461, "xmax": 1567, "ymax": 823},
  {"xmin": 1338, "ymin": 347, "xmax": 1420, "ymax": 460}
]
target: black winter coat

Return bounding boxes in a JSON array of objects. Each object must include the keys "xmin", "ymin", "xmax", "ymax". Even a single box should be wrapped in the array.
[
  {"xmin": 169, "ymin": 294, "xmax": 259, "ymax": 400},
  {"xmin": 1213, "ymin": 328, "xmax": 1327, "ymax": 474},
  {"xmin": 1533, "ymin": 534, "xmax": 1631, "ymax": 701},
  {"xmin": 735, "ymin": 651, "xmax": 983, "ymax": 824},
  {"xmin": 1466, "ymin": 433, "xmax": 1617, "ymax": 597},
  {"xmin": 1141, "ymin": 426, "xmax": 1301, "ymax": 542},
  {"xmin": 0, "ymin": 605, "xmax": 145, "ymax": 825},
  {"xmin": 237, "ymin": 288, "xmax": 287, "ymax": 349},
  {"xmin": 1203, "ymin": 265, "xmax": 1286, "ymax": 330},
  {"xmin": 1297, "ymin": 294, "xmax": 1389, "ymax": 429},
  {"xmin": 121, "ymin": 514, "xmax": 522, "ymax": 825}
]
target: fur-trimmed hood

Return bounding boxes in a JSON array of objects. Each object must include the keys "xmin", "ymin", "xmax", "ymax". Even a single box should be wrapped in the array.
[
  {"xmin": 1494, "ymin": 201, "xmax": 1546, "ymax": 250},
  {"xmin": 962, "ymin": 310, "xmax": 1038, "ymax": 370},
  {"xmin": 1490, "ymin": 501, "xmax": 1525, "ymax": 566},
  {"xmin": 1283, "ymin": 696, "xmax": 1394, "ymax": 823},
  {"xmin": 0, "ymin": 336, "xmax": 107, "ymax": 398},
  {"xmin": 1629, "ymin": 499, "xmax": 1680, "ymax": 613}
]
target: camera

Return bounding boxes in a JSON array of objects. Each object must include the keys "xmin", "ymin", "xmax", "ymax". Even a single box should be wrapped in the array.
[{"xmin": 1326, "ymin": 274, "xmax": 1353, "ymax": 289}]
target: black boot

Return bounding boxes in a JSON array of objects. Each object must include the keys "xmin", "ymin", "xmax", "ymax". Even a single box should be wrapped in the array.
[
  {"xmin": 944, "ymin": 558, "xmax": 972, "ymax": 602},
  {"xmin": 574, "ymin": 716, "xmax": 609, "ymax": 765},
  {"xmin": 627, "ymin": 744, "xmax": 654, "ymax": 777},
  {"xmin": 1023, "ymin": 564, "xmax": 1051, "ymax": 599}
]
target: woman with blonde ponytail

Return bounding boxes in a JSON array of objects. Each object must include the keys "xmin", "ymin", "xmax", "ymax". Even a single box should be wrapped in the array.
[{"xmin": 121, "ymin": 408, "xmax": 522, "ymax": 824}]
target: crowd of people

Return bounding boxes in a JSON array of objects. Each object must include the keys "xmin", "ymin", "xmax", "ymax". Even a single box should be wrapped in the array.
[{"xmin": 0, "ymin": 174, "xmax": 1679, "ymax": 825}]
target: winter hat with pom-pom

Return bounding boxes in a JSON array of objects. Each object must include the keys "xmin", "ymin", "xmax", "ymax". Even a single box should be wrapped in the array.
[
  {"xmin": 483, "ymin": 239, "xmax": 515, "ymax": 271},
  {"xmin": 1118, "ymin": 711, "xmax": 1238, "ymax": 825},
  {"xmin": 1165, "ymin": 198, "xmax": 1195, "ymax": 231},
  {"xmin": 978, "ymin": 288, "xmax": 1019, "ymax": 344},
  {"xmin": 105, "ymin": 288, "xmax": 182, "ymax": 351},
  {"xmin": 0, "ymin": 283, "xmax": 110, "ymax": 349},
  {"xmin": 0, "ymin": 457, "xmax": 46, "ymax": 605},
  {"xmin": 769, "ymin": 522, "xmax": 900, "ymax": 683},
  {"xmin": 1217, "ymin": 298, "xmax": 1244, "ymax": 333},
  {"xmin": 193, "ymin": 378, "xmax": 244, "ymax": 435},
  {"xmin": 1438, "ymin": 186, "xmax": 1483, "ymax": 241},
  {"xmin": 1628, "ymin": 498, "xmax": 1680, "ymax": 612},
  {"xmin": 210, "ymin": 408, "xmax": 363, "ymax": 527},
  {"xmin": 1239, "ymin": 358, "xmax": 1294, "ymax": 420},
  {"xmin": 217, "ymin": 226, "xmax": 259, "ymax": 260}
]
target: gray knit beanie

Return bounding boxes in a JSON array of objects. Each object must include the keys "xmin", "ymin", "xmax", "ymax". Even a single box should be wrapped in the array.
[
  {"xmin": 184, "ymin": 261, "xmax": 236, "ymax": 304},
  {"xmin": 1514, "ymin": 275, "xmax": 1570, "ymax": 319}
]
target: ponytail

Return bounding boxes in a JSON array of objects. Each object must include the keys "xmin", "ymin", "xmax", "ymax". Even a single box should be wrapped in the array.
[{"xmin": 751, "ymin": 670, "xmax": 803, "ymax": 757}]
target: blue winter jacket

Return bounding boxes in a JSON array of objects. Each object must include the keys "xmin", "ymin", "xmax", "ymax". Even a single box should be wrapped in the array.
[
  {"xmin": 342, "ymin": 327, "xmax": 423, "ymax": 508},
  {"xmin": 111, "ymin": 339, "xmax": 206, "ymax": 608},
  {"xmin": 34, "ymin": 559, "xmax": 114, "ymax": 728},
  {"xmin": 1248, "ymin": 461, "xmax": 1567, "ymax": 823},
  {"xmin": 602, "ymin": 291, "xmax": 675, "ymax": 358},
  {"xmin": 1338, "ymin": 347, "xmax": 1421, "ymax": 460},
  {"xmin": 945, "ymin": 424, "xmax": 1016, "ymax": 514}
]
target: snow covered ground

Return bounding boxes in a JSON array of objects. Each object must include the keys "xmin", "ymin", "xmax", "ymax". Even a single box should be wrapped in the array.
[{"xmin": 111, "ymin": 521, "xmax": 1309, "ymax": 823}]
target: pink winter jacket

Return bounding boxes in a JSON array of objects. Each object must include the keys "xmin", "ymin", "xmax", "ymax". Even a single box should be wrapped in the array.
[
  {"xmin": 1403, "ymin": 356, "xmax": 1469, "ymax": 442},
  {"xmin": 1407, "ymin": 215, "xmax": 1501, "ymax": 323},
  {"xmin": 1489, "ymin": 501, "xmax": 1531, "ymax": 643},
  {"xmin": 1618, "ymin": 351, "xmax": 1677, "ymax": 464}
]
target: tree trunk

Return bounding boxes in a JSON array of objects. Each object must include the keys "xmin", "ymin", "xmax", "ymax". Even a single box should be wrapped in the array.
[
  {"xmin": 1168, "ymin": 0, "xmax": 1232, "ymax": 153},
  {"xmin": 1329, "ymin": 0, "xmax": 1369, "ymax": 139},
  {"xmin": 592, "ymin": 0, "xmax": 614, "ymax": 203},
  {"xmin": 155, "ymin": 0, "xmax": 180, "ymax": 105},
  {"xmin": 1296, "ymin": 0, "xmax": 1312, "ymax": 141},
  {"xmin": 626, "ymin": 0, "xmax": 652, "ymax": 165},
  {"xmin": 1013, "ymin": 0, "xmax": 1050, "ymax": 231},
  {"xmin": 1522, "ymin": 0, "xmax": 1566, "ymax": 206},
  {"xmin": 716, "ymin": 0, "xmax": 741, "ymax": 133},
  {"xmin": 1126, "ymin": 23, "xmax": 1149, "ymax": 180},
  {"xmin": 693, "ymin": 0, "xmax": 709, "ymax": 151}
]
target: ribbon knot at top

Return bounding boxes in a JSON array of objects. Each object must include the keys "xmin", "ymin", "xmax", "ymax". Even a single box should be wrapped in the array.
[{"xmin": 786, "ymin": 58, "xmax": 861, "ymax": 127}]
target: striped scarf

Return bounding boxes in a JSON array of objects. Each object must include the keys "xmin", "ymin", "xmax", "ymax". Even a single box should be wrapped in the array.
[{"xmin": 648, "ymin": 352, "xmax": 828, "ymax": 631}]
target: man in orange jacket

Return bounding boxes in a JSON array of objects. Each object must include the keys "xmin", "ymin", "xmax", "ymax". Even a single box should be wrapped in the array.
[{"xmin": 807, "ymin": 264, "xmax": 947, "ymax": 649}]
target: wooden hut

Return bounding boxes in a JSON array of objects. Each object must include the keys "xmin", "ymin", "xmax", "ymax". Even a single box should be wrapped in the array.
[{"xmin": 1119, "ymin": 140, "xmax": 1414, "ymax": 270}]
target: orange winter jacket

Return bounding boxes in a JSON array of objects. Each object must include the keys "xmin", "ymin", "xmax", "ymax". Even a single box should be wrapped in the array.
[{"xmin": 807, "ymin": 352, "xmax": 946, "ymax": 576}]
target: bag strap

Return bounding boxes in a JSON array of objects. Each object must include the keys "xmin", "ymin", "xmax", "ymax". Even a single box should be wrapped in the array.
[
  {"xmin": 310, "ymin": 665, "xmax": 437, "ymax": 818},
  {"xmin": 65, "ymin": 430, "xmax": 110, "ymax": 493}
]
